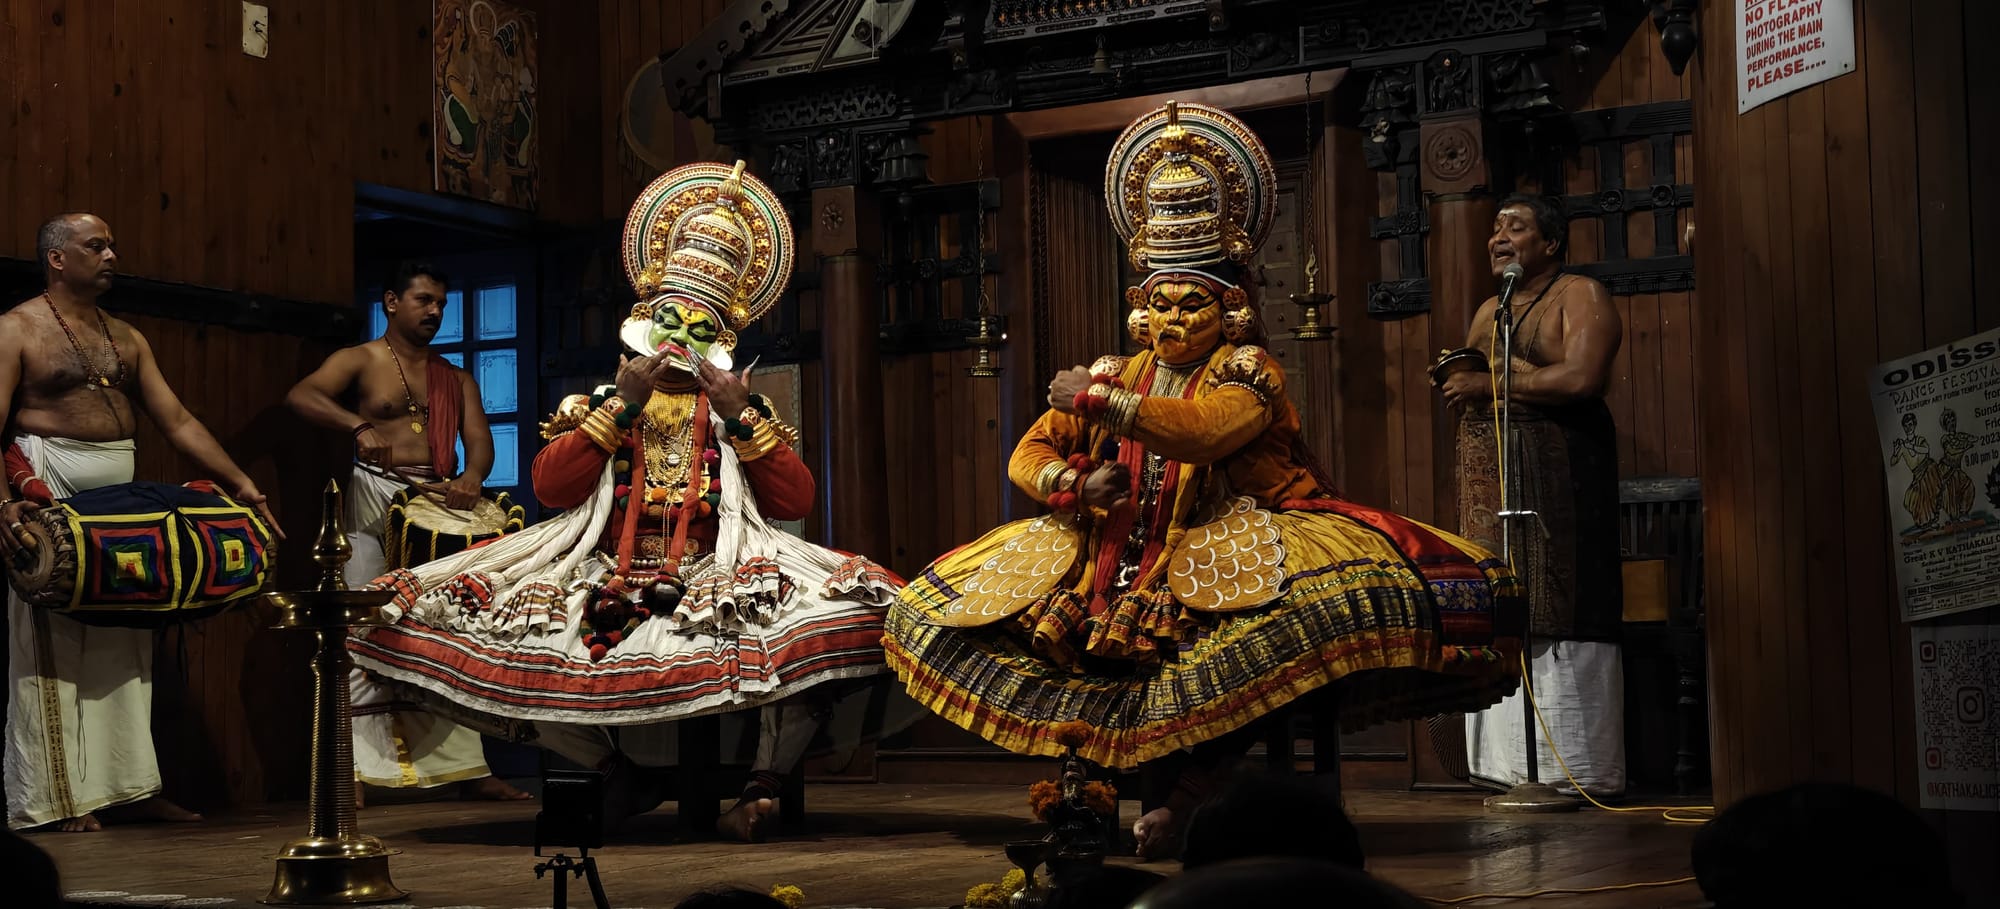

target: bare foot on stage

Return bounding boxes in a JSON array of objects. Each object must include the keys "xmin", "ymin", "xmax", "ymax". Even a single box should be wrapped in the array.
[
  {"xmin": 55, "ymin": 813, "xmax": 103, "ymax": 832},
  {"xmin": 460, "ymin": 776, "xmax": 533, "ymax": 801},
  {"xmin": 1132, "ymin": 807, "xmax": 1185, "ymax": 861},
  {"xmin": 101, "ymin": 796, "xmax": 203, "ymax": 824},
  {"xmin": 716, "ymin": 797, "xmax": 774, "ymax": 843}
]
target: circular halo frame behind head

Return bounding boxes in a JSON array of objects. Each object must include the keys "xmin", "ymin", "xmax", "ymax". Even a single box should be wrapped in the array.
[
  {"xmin": 619, "ymin": 162, "xmax": 795, "ymax": 329},
  {"xmin": 1103, "ymin": 101, "xmax": 1277, "ymax": 260}
]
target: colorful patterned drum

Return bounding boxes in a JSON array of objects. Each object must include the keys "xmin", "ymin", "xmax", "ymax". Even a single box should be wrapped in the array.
[
  {"xmin": 381, "ymin": 486, "xmax": 524, "ymax": 570},
  {"xmin": 4, "ymin": 481, "xmax": 277, "ymax": 627}
]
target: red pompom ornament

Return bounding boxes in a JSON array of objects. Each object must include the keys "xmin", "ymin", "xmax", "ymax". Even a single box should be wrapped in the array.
[{"xmin": 589, "ymin": 643, "xmax": 609, "ymax": 662}]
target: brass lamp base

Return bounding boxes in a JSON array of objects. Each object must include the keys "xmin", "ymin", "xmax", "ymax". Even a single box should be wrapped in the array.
[
  {"xmin": 262, "ymin": 480, "xmax": 408, "ymax": 905},
  {"xmin": 266, "ymin": 836, "xmax": 406, "ymax": 905},
  {"xmin": 1483, "ymin": 781, "xmax": 1581, "ymax": 813}
]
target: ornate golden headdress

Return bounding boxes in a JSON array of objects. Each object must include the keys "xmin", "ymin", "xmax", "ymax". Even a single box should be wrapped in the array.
[
  {"xmin": 619, "ymin": 160, "xmax": 795, "ymax": 357},
  {"xmin": 1104, "ymin": 101, "xmax": 1277, "ymax": 275}
]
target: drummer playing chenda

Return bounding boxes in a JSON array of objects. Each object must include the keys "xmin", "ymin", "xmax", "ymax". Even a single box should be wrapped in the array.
[
  {"xmin": 284, "ymin": 262, "xmax": 531, "ymax": 806},
  {"xmin": 0, "ymin": 212, "xmax": 279, "ymax": 833}
]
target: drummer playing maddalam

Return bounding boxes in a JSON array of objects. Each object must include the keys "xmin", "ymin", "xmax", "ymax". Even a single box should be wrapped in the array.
[
  {"xmin": 0, "ymin": 212, "xmax": 280, "ymax": 832},
  {"xmin": 285, "ymin": 262, "xmax": 529, "ymax": 805}
]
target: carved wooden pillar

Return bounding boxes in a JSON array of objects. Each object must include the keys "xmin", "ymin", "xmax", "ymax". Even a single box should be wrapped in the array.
[
  {"xmin": 1420, "ymin": 108, "xmax": 1497, "ymax": 525},
  {"xmin": 811, "ymin": 185, "xmax": 892, "ymax": 559}
]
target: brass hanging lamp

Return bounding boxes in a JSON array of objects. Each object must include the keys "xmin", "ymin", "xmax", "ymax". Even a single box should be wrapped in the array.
[
  {"xmin": 1289, "ymin": 71, "xmax": 1334, "ymax": 342},
  {"xmin": 966, "ymin": 115, "xmax": 1005, "ymax": 377}
]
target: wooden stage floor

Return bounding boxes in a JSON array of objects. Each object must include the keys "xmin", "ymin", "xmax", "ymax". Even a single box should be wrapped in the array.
[{"xmin": 30, "ymin": 785, "xmax": 1707, "ymax": 908}]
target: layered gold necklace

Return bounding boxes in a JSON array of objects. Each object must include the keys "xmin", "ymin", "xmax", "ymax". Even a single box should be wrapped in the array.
[{"xmin": 639, "ymin": 391, "xmax": 701, "ymax": 499}]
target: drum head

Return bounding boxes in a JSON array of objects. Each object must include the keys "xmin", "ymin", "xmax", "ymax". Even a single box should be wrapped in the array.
[
  {"xmin": 4, "ymin": 509, "xmax": 74, "ymax": 609},
  {"xmin": 398, "ymin": 493, "xmax": 511, "ymax": 537}
]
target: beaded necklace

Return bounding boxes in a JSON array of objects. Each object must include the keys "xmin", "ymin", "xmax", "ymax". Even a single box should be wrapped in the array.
[{"xmin": 44, "ymin": 293, "xmax": 127, "ymax": 389}]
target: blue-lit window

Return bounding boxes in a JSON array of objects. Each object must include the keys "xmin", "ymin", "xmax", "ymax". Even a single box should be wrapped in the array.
[{"xmin": 364, "ymin": 278, "xmax": 528, "ymax": 502}]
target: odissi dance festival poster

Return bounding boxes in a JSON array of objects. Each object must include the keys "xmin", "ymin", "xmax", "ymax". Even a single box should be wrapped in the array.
[{"xmin": 1871, "ymin": 326, "xmax": 2000, "ymax": 622}]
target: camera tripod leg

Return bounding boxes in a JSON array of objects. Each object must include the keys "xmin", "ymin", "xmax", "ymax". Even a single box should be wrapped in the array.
[{"xmin": 582, "ymin": 856, "xmax": 611, "ymax": 909}]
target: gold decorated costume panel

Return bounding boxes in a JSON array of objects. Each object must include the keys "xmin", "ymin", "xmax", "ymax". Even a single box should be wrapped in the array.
[{"xmin": 1168, "ymin": 496, "xmax": 1286, "ymax": 612}]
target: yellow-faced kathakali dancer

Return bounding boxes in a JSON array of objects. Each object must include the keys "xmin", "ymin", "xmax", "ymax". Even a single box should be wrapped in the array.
[
  {"xmin": 348, "ymin": 162, "xmax": 900, "ymax": 842},
  {"xmin": 883, "ymin": 103, "xmax": 1525, "ymax": 858}
]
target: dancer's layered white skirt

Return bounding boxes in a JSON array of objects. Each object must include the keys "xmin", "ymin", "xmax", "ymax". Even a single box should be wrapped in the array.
[{"xmin": 348, "ymin": 429, "xmax": 900, "ymax": 730}]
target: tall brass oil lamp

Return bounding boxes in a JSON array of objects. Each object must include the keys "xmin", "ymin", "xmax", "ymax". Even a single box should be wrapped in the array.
[{"xmin": 261, "ymin": 480, "xmax": 407, "ymax": 904}]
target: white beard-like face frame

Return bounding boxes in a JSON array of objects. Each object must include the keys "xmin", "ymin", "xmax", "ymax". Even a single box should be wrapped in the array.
[{"xmin": 619, "ymin": 297, "xmax": 736, "ymax": 374}]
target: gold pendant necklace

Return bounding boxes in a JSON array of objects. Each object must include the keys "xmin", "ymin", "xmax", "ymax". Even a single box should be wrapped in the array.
[{"xmin": 384, "ymin": 338, "xmax": 427, "ymax": 434}]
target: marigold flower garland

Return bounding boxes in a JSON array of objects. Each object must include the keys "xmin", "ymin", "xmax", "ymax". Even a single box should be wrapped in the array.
[{"xmin": 964, "ymin": 721, "xmax": 1117, "ymax": 907}]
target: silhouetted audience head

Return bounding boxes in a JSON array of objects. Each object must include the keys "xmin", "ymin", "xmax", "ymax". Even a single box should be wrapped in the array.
[
  {"xmin": 1044, "ymin": 863, "xmax": 1167, "ymax": 909},
  {"xmin": 1179, "ymin": 770, "xmax": 1364, "ymax": 870},
  {"xmin": 673, "ymin": 888, "xmax": 788, "ymax": 909},
  {"xmin": 1131, "ymin": 857, "xmax": 1423, "ymax": 909},
  {"xmin": 1691, "ymin": 782, "xmax": 1964, "ymax": 908},
  {"xmin": 1, "ymin": 828, "xmax": 63, "ymax": 909}
]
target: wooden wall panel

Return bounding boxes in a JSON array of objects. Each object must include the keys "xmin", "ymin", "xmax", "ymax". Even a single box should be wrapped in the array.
[
  {"xmin": 594, "ymin": 0, "xmax": 726, "ymax": 221},
  {"xmin": 124, "ymin": 316, "xmax": 347, "ymax": 807},
  {"xmin": 1693, "ymin": 0, "xmax": 1998, "ymax": 898},
  {"xmin": 0, "ymin": 0, "xmax": 604, "ymax": 809},
  {"xmin": 1562, "ymin": 24, "xmax": 1696, "ymax": 484},
  {"xmin": 4, "ymin": 0, "xmax": 603, "ymax": 300}
]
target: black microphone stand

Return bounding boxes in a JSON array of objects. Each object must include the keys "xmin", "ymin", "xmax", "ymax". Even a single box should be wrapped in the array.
[{"xmin": 1483, "ymin": 267, "xmax": 1578, "ymax": 814}]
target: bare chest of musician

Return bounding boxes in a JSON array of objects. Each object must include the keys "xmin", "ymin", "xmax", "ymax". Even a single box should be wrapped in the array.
[{"xmin": 12, "ymin": 324, "xmax": 140, "ymax": 442}]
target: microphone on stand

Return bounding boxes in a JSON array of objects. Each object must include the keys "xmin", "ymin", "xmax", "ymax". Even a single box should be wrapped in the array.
[
  {"xmin": 1496, "ymin": 261, "xmax": 1526, "ymax": 312},
  {"xmin": 1481, "ymin": 260, "xmax": 1573, "ymax": 812}
]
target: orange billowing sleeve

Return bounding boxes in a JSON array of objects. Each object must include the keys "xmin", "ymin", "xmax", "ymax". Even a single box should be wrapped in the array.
[
  {"xmin": 1007, "ymin": 409, "xmax": 1089, "ymax": 504},
  {"xmin": 533, "ymin": 429, "xmax": 618, "ymax": 510},
  {"xmin": 1127, "ymin": 358, "xmax": 1284, "ymax": 465}
]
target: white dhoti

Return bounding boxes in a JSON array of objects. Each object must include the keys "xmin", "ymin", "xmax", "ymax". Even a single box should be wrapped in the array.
[
  {"xmin": 4, "ymin": 435, "xmax": 156, "ymax": 830},
  {"xmin": 1466, "ymin": 638, "xmax": 1627, "ymax": 796},
  {"xmin": 343, "ymin": 464, "xmax": 492, "ymax": 790}
]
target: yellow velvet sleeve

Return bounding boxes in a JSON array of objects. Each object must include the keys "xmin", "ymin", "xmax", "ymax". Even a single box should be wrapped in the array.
[
  {"xmin": 1128, "ymin": 356, "xmax": 1285, "ymax": 465},
  {"xmin": 1008, "ymin": 409, "xmax": 1090, "ymax": 503}
]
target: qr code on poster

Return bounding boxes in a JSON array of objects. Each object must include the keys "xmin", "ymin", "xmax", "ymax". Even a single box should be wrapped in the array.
[{"xmin": 1914, "ymin": 628, "xmax": 2000, "ymax": 808}]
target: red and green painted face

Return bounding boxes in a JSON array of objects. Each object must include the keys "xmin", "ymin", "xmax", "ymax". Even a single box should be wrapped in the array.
[
  {"xmin": 648, "ymin": 298, "xmax": 723, "ymax": 361},
  {"xmin": 1138, "ymin": 271, "xmax": 1229, "ymax": 364},
  {"xmin": 620, "ymin": 295, "xmax": 735, "ymax": 373}
]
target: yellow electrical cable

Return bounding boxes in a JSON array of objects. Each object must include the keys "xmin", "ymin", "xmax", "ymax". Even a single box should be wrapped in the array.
[
  {"xmin": 1517, "ymin": 650, "xmax": 1715, "ymax": 824},
  {"xmin": 1419, "ymin": 305, "xmax": 1714, "ymax": 905}
]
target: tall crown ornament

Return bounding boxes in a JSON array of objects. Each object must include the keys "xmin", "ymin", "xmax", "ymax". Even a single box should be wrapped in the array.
[
  {"xmin": 618, "ymin": 160, "xmax": 796, "ymax": 372},
  {"xmin": 1107, "ymin": 100, "xmax": 1275, "ymax": 276},
  {"xmin": 1105, "ymin": 101, "xmax": 1277, "ymax": 346}
]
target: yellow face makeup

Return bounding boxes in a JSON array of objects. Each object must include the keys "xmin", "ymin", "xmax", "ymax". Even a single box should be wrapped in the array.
[{"xmin": 1145, "ymin": 277, "xmax": 1226, "ymax": 364}]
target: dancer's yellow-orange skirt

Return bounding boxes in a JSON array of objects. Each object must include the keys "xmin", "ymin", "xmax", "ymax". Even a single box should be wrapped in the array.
[{"xmin": 884, "ymin": 499, "xmax": 1525, "ymax": 769}]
